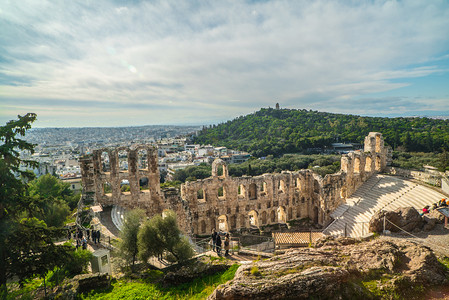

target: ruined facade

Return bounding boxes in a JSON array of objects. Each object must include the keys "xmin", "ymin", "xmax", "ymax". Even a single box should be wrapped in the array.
[{"xmin": 80, "ymin": 132, "xmax": 388, "ymax": 236}]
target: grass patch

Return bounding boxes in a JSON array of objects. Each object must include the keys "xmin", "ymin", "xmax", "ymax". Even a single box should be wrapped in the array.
[
  {"xmin": 81, "ymin": 264, "xmax": 239, "ymax": 300},
  {"xmin": 250, "ymin": 266, "xmax": 261, "ymax": 277}
]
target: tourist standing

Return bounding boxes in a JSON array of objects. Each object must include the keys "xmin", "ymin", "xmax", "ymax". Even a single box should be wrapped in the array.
[
  {"xmin": 224, "ymin": 233, "xmax": 230, "ymax": 257},
  {"xmin": 211, "ymin": 229, "xmax": 217, "ymax": 252},
  {"xmin": 216, "ymin": 233, "xmax": 222, "ymax": 256}
]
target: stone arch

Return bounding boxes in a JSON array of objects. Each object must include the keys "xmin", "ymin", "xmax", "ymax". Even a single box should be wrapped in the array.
[
  {"xmin": 212, "ymin": 159, "xmax": 228, "ymax": 178},
  {"xmin": 238, "ymin": 184, "xmax": 245, "ymax": 197},
  {"xmin": 120, "ymin": 179, "xmax": 130, "ymax": 193},
  {"xmin": 139, "ymin": 176, "xmax": 149, "ymax": 190},
  {"xmin": 218, "ymin": 215, "xmax": 228, "ymax": 232},
  {"xmin": 261, "ymin": 211, "xmax": 267, "ymax": 225},
  {"xmin": 296, "ymin": 208, "xmax": 301, "ymax": 218},
  {"xmin": 365, "ymin": 156, "xmax": 372, "ymax": 172},
  {"xmin": 137, "ymin": 148, "xmax": 147, "ymax": 170},
  {"xmin": 248, "ymin": 183, "xmax": 257, "ymax": 200},
  {"xmin": 248, "ymin": 210, "xmax": 259, "ymax": 227},
  {"xmin": 200, "ymin": 220, "xmax": 207, "ymax": 234},
  {"xmin": 277, "ymin": 207, "xmax": 287, "ymax": 223},
  {"xmin": 197, "ymin": 188, "xmax": 206, "ymax": 202},
  {"xmin": 270, "ymin": 210, "xmax": 276, "ymax": 223},
  {"xmin": 375, "ymin": 156, "xmax": 382, "ymax": 171},
  {"xmin": 278, "ymin": 179, "xmax": 286, "ymax": 193},
  {"xmin": 118, "ymin": 149, "xmax": 129, "ymax": 171},
  {"xmin": 354, "ymin": 157, "xmax": 361, "ymax": 173},
  {"xmin": 101, "ymin": 151, "xmax": 111, "ymax": 172}
]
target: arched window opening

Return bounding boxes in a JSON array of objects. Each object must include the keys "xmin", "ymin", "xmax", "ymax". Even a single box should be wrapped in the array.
[
  {"xmin": 238, "ymin": 184, "xmax": 245, "ymax": 197},
  {"xmin": 103, "ymin": 182, "xmax": 112, "ymax": 195},
  {"xmin": 138, "ymin": 149, "xmax": 147, "ymax": 170},
  {"xmin": 248, "ymin": 183, "xmax": 257, "ymax": 200},
  {"xmin": 218, "ymin": 215, "xmax": 228, "ymax": 232},
  {"xmin": 120, "ymin": 179, "xmax": 130, "ymax": 193},
  {"xmin": 197, "ymin": 189, "xmax": 206, "ymax": 202},
  {"xmin": 139, "ymin": 177, "xmax": 149, "ymax": 190},
  {"xmin": 278, "ymin": 180, "xmax": 286, "ymax": 194},
  {"xmin": 295, "ymin": 178, "xmax": 301, "ymax": 191},
  {"xmin": 354, "ymin": 157, "xmax": 361, "ymax": 173},
  {"xmin": 248, "ymin": 210, "xmax": 259, "ymax": 227},
  {"xmin": 118, "ymin": 150, "xmax": 129, "ymax": 171},
  {"xmin": 277, "ymin": 207, "xmax": 287, "ymax": 223},
  {"xmin": 365, "ymin": 156, "xmax": 372, "ymax": 172},
  {"xmin": 260, "ymin": 182, "xmax": 267, "ymax": 195},
  {"xmin": 375, "ymin": 156, "xmax": 382, "ymax": 171},
  {"xmin": 101, "ymin": 151, "xmax": 111, "ymax": 173},
  {"xmin": 218, "ymin": 186, "xmax": 225, "ymax": 199}
]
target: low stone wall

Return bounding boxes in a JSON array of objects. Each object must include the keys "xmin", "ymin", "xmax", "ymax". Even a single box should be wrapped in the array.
[
  {"xmin": 442, "ymin": 175, "xmax": 449, "ymax": 195},
  {"xmin": 386, "ymin": 167, "xmax": 442, "ymax": 187}
]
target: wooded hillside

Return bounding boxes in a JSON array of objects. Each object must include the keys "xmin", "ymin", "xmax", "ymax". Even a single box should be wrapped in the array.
[{"xmin": 194, "ymin": 108, "xmax": 449, "ymax": 157}]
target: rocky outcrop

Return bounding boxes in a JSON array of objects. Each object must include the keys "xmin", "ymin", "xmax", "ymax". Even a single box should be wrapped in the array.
[
  {"xmin": 49, "ymin": 273, "xmax": 111, "ymax": 299},
  {"xmin": 369, "ymin": 207, "xmax": 442, "ymax": 233},
  {"xmin": 208, "ymin": 238, "xmax": 448, "ymax": 300}
]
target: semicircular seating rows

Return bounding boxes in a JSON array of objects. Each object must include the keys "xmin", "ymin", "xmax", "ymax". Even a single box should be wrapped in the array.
[
  {"xmin": 111, "ymin": 205, "xmax": 126, "ymax": 231},
  {"xmin": 323, "ymin": 174, "xmax": 447, "ymax": 238}
]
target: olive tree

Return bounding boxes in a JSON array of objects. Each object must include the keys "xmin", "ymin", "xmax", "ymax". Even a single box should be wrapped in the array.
[{"xmin": 138, "ymin": 210, "xmax": 194, "ymax": 264}]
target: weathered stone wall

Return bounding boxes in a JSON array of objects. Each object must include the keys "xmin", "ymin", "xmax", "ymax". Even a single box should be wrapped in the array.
[
  {"xmin": 80, "ymin": 145, "xmax": 164, "ymax": 215},
  {"xmin": 81, "ymin": 132, "xmax": 388, "ymax": 236}
]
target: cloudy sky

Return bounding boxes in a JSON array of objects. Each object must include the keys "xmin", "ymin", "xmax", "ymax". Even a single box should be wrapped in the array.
[{"xmin": 1, "ymin": 0, "xmax": 448, "ymax": 127}]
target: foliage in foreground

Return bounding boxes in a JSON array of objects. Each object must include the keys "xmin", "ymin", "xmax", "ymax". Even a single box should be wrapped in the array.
[{"xmin": 81, "ymin": 264, "xmax": 239, "ymax": 300}]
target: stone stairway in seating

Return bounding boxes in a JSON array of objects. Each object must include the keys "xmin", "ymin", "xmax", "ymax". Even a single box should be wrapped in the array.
[{"xmin": 323, "ymin": 174, "xmax": 447, "ymax": 238}]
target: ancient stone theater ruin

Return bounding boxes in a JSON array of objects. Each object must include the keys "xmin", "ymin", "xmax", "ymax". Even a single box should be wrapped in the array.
[{"xmin": 80, "ymin": 132, "xmax": 388, "ymax": 235}]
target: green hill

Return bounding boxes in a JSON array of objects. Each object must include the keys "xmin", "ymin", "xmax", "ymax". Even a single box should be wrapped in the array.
[{"xmin": 193, "ymin": 108, "xmax": 449, "ymax": 157}]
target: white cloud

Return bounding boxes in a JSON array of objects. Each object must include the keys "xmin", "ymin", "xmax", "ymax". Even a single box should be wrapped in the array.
[{"xmin": 0, "ymin": 0, "xmax": 448, "ymax": 126}]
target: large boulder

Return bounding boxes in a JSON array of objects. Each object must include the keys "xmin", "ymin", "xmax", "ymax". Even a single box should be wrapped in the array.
[
  {"xmin": 369, "ymin": 207, "xmax": 424, "ymax": 233},
  {"xmin": 208, "ymin": 238, "xmax": 448, "ymax": 300}
]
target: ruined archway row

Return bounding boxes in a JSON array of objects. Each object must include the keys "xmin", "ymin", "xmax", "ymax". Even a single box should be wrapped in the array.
[
  {"xmin": 193, "ymin": 204, "xmax": 323, "ymax": 235},
  {"xmin": 181, "ymin": 168, "xmax": 327, "ymax": 234},
  {"xmin": 81, "ymin": 145, "xmax": 162, "ymax": 211},
  {"xmin": 80, "ymin": 132, "xmax": 388, "ymax": 236}
]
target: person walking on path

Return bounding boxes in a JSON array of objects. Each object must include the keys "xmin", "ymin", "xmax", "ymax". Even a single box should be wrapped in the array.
[
  {"xmin": 216, "ymin": 233, "xmax": 222, "ymax": 256},
  {"xmin": 211, "ymin": 229, "xmax": 217, "ymax": 252},
  {"xmin": 224, "ymin": 233, "xmax": 230, "ymax": 257},
  {"xmin": 96, "ymin": 230, "xmax": 101, "ymax": 244}
]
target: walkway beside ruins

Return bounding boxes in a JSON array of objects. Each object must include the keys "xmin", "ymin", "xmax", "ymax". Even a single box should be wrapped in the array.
[{"xmin": 323, "ymin": 174, "xmax": 447, "ymax": 238}]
